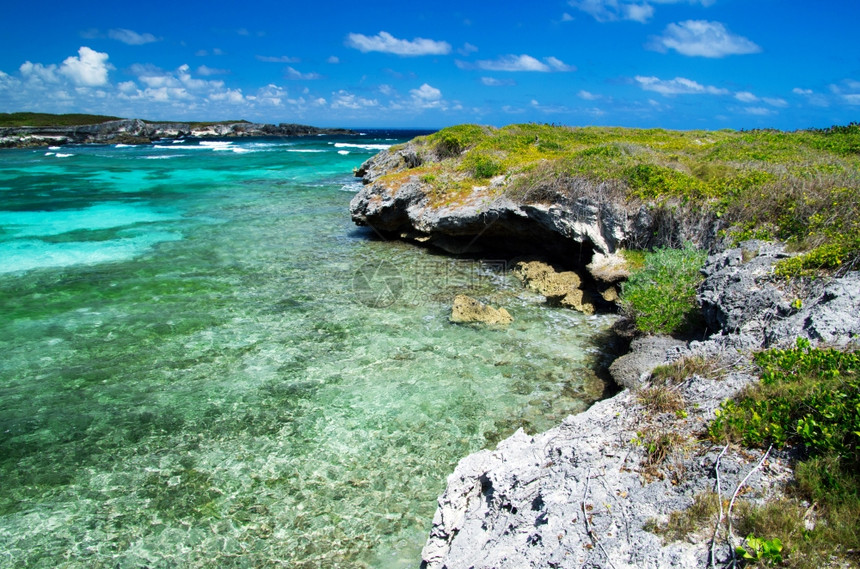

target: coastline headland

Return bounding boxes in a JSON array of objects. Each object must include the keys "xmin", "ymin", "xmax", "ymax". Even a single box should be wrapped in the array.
[
  {"xmin": 349, "ymin": 124, "xmax": 860, "ymax": 568},
  {"xmin": 0, "ymin": 116, "xmax": 355, "ymax": 148}
]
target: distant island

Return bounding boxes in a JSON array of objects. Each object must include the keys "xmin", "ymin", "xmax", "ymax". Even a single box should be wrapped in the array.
[{"xmin": 0, "ymin": 112, "xmax": 356, "ymax": 148}]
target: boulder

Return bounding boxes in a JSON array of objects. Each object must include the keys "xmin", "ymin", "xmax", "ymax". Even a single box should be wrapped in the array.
[
  {"xmin": 608, "ymin": 335, "xmax": 687, "ymax": 389},
  {"xmin": 513, "ymin": 260, "xmax": 596, "ymax": 314},
  {"xmin": 450, "ymin": 295, "xmax": 513, "ymax": 326}
]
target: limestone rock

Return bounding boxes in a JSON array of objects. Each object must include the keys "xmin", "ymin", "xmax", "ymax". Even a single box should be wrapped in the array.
[
  {"xmin": 608, "ymin": 335, "xmax": 687, "ymax": 389},
  {"xmin": 586, "ymin": 251, "xmax": 631, "ymax": 283},
  {"xmin": 450, "ymin": 295, "xmax": 513, "ymax": 326},
  {"xmin": 513, "ymin": 260, "xmax": 596, "ymax": 314}
]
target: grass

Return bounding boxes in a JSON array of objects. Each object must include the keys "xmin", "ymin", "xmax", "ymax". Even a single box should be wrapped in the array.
[{"xmin": 387, "ymin": 122, "xmax": 860, "ymax": 273}]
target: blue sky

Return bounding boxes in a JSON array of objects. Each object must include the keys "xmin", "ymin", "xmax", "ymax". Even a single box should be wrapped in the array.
[{"xmin": 0, "ymin": 0, "xmax": 858, "ymax": 129}]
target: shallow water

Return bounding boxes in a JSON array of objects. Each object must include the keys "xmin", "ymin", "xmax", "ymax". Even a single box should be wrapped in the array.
[{"xmin": 0, "ymin": 134, "xmax": 617, "ymax": 568}]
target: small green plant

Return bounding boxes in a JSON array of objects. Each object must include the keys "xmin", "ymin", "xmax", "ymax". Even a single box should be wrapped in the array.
[
  {"xmin": 620, "ymin": 243, "xmax": 708, "ymax": 335},
  {"xmin": 736, "ymin": 535, "xmax": 784, "ymax": 566},
  {"xmin": 709, "ymin": 339, "xmax": 860, "ymax": 567}
]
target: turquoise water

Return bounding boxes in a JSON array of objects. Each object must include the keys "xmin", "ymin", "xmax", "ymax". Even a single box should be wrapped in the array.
[{"xmin": 0, "ymin": 135, "xmax": 617, "ymax": 568}]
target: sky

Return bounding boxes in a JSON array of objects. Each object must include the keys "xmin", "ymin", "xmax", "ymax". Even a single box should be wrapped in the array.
[{"xmin": 0, "ymin": 0, "xmax": 858, "ymax": 130}]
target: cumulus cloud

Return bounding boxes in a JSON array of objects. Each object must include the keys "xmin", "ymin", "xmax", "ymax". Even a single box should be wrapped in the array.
[
  {"xmin": 410, "ymin": 83, "xmax": 442, "ymax": 101},
  {"xmin": 468, "ymin": 54, "xmax": 575, "ymax": 72},
  {"xmin": 578, "ymin": 90, "xmax": 601, "ymax": 100},
  {"xmin": 331, "ymin": 89, "xmax": 379, "ymax": 109},
  {"xmin": 20, "ymin": 61, "xmax": 60, "ymax": 83},
  {"xmin": 635, "ymin": 75, "xmax": 729, "ymax": 96},
  {"xmin": 648, "ymin": 20, "xmax": 761, "ymax": 58},
  {"xmin": 108, "ymin": 28, "xmax": 159, "ymax": 45},
  {"xmin": 346, "ymin": 31, "xmax": 451, "ymax": 56},
  {"xmin": 60, "ymin": 47, "xmax": 112, "ymax": 86},
  {"xmin": 570, "ymin": 0, "xmax": 715, "ymax": 22}
]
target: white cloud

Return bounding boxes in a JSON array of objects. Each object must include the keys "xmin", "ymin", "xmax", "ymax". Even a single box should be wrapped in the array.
[
  {"xmin": 472, "ymin": 54, "xmax": 574, "ymax": 72},
  {"xmin": 458, "ymin": 43, "xmax": 479, "ymax": 56},
  {"xmin": 108, "ymin": 28, "xmax": 158, "ymax": 45},
  {"xmin": 285, "ymin": 67, "xmax": 322, "ymax": 80},
  {"xmin": 544, "ymin": 56, "xmax": 576, "ymax": 72},
  {"xmin": 635, "ymin": 75, "xmax": 729, "ymax": 96},
  {"xmin": 345, "ymin": 31, "xmax": 451, "ymax": 56},
  {"xmin": 481, "ymin": 77, "xmax": 516, "ymax": 87},
  {"xmin": 256, "ymin": 55, "xmax": 299, "ymax": 63},
  {"xmin": 410, "ymin": 83, "xmax": 442, "ymax": 101},
  {"xmin": 327, "ymin": 56, "xmax": 340, "ymax": 64},
  {"xmin": 60, "ymin": 47, "xmax": 111, "ymax": 86},
  {"xmin": 570, "ymin": 0, "xmax": 716, "ymax": 22},
  {"xmin": 578, "ymin": 90, "xmax": 601, "ymax": 100},
  {"xmin": 648, "ymin": 20, "xmax": 761, "ymax": 58},
  {"xmin": 331, "ymin": 89, "xmax": 379, "ymax": 109},
  {"xmin": 793, "ymin": 87, "xmax": 830, "ymax": 107},
  {"xmin": 830, "ymin": 79, "xmax": 860, "ymax": 105},
  {"xmin": 744, "ymin": 106, "xmax": 776, "ymax": 116},
  {"xmin": 197, "ymin": 65, "xmax": 228, "ymax": 76},
  {"xmin": 763, "ymin": 97, "xmax": 788, "ymax": 108},
  {"xmin": 562, "ymin": 12, "xmax": 575, "ymax": 21},
  {"xmin": 735, "ymin": 91, "xmax": 758, "ymax": 103},
  {"xmin": 208, "ymin": 88, "xmax": 244, "ymax": 104},
  {"xmin": 569, "ymin": 0, "xmax": 653, "ymax": 22},
  {"xmin": 20, "ymin": 61, "xmax": 60, "ymax": 83}
]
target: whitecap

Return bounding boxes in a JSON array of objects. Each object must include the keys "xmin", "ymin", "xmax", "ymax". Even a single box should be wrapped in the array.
[
  {"xmin": 55, "ymin": 153, "xmax": 74, "ymax": 158},
  {"xmin": 48, "ymin": 146, "xmax": 61, "ymax": 150},
  {"xmin": 337, "ymin": 150, "xmax": 350, "ymax": 155},
  {"xmin": 334, "ymin": 143, "xmax": 392, "ymax": 150},
  {"xmin": 114, "ymin": 144, "xmax": 134, "ymax": 148},
  {"xmin": 286, "ymin": 149, "xmax": 326, "ymax": 153},
  {"xmin": 45, "ymin": 152, "xmax": 55, "ymax": 156}
]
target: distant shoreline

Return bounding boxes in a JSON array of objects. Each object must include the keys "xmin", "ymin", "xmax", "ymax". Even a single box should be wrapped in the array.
[{"xmin": 0, "ymin": 113, "xmax": 357, "ymax": 148}]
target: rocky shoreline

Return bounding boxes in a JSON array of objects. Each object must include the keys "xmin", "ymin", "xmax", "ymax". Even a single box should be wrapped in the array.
[
  {"xmin": 0, "ymin": 118, "xmax": 355, "ymax": 148},
  {"xmin": 349, "ymin": 142, "xmax": 860, "ymax": 568}
]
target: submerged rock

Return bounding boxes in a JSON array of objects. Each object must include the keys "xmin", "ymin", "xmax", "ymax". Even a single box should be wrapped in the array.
[
  {"xmin": 513, "ymin": 260, "xmax": 596, "ymax": 314},
  {"xmin": 450, "ymin": 294, "xmax": 513, "ymax": 326}
]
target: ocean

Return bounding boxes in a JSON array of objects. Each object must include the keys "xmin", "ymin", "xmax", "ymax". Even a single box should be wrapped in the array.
[{"xmin": 0, "ymin": 133, "xmax": 616, "ymax": 568}]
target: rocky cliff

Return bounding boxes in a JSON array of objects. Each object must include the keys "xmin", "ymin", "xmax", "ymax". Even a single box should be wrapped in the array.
[
  {"xmin": 0, "ymin": 118, "xmax": 355, "ymax": 148},
  {"xmin": 348, "ymin": 131, "xmax": 860, "ymax": 568},
  {"xmin": 420, "ymin": 245, "xmax": 860, "ymax": 569},
  {"xmin": 350, "ymin": 141, "xmax": 720, "ymax": 275}
]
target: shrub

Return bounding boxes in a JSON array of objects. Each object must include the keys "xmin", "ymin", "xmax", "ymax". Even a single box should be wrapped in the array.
[
  {"xmin": 620, "ymin": 243, "xmax": 708, "ymax": 335},
  {"xmin": 708, "ymin": 339, "xmax": 860, "ymax": 568}
]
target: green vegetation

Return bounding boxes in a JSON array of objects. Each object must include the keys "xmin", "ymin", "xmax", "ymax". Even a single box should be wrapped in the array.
[
  {"xmin": 0, "ymin": 112, "xmax": 125, "ymax": 127},
  {"xmin": 390, "ymin": 122, "xmax": 860, "ymax": 271},
  {"xmin": 619, "ymin": 243, "xmax": 708, "ymax": 335},
  {"xmin": 0, "ymin": 112, "xmax": 251, "ymax": 128},
  {"xmin": 708, "ymin": 339, "xmax": 860, "ymax": 568}
]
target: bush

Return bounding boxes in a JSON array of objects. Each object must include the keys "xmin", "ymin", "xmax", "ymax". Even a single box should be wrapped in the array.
[
  {"xmin": 708, "ymin": 339, "xmax": 860, "ymax": 568},
  {"xmin": 620, "ymin": 243, "xmax": 708, "ymax": 335}
]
